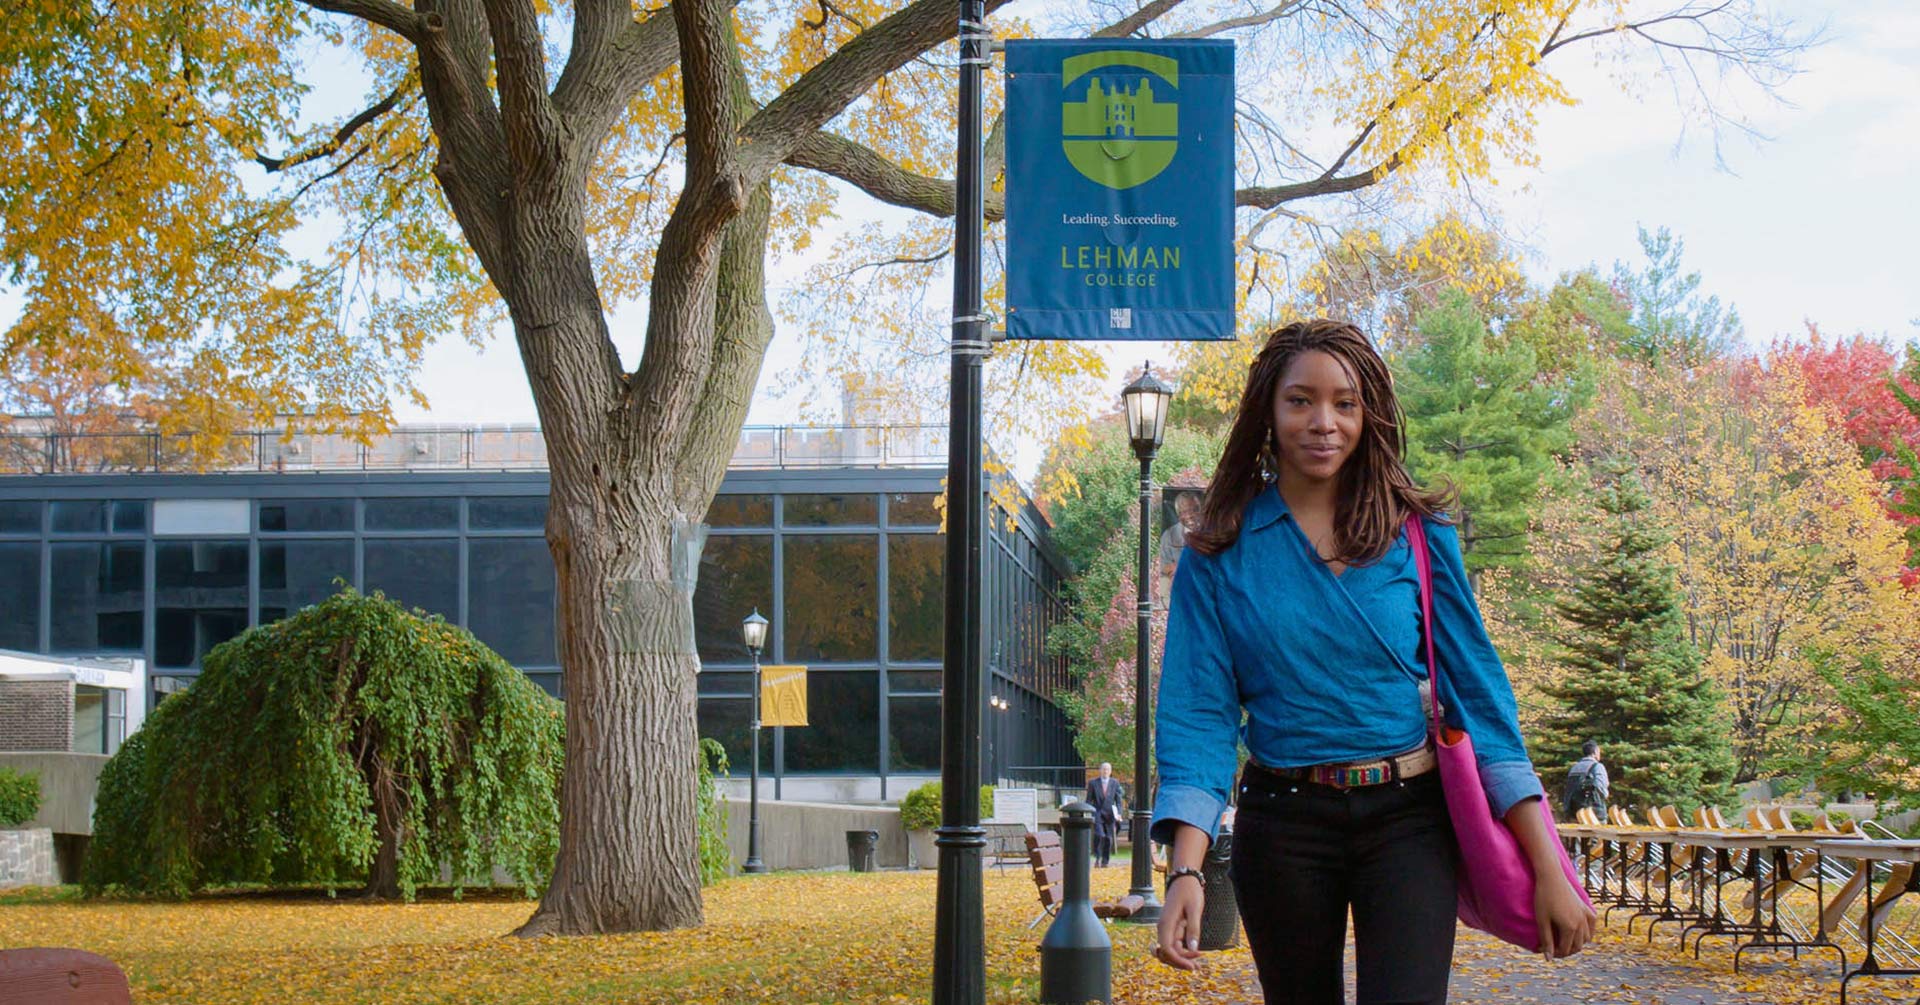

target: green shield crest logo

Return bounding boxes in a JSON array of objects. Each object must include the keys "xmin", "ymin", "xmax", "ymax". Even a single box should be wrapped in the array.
[{"xmin": 1061, "ymin": 51, "xmax": 1179, "ymax": 190}]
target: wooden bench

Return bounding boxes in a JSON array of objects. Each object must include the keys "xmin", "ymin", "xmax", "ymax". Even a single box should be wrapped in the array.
[
  {"xmin": 1024, "ymin": 830, "xmax": 1145, "ymax": 929},
  {"xmin": 0, "ymin": 949, "xmax": 131, "ymax": 1005}
]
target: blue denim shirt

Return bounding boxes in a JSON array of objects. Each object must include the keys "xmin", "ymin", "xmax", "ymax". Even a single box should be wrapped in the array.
[{"xmin": 1149, "ymin": 485, "xmax": 1544, "ymax": 845}]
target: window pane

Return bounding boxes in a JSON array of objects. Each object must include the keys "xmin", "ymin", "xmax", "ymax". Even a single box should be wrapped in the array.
[
  {"xmin": 363, "ymin": 539, "xmax": 459, "ymax": 620},
  {"xmin": 50, "ymin": 543, "xmax": 144, "ymax": 651},
  {"xmin": 888, "ymin": 670, "xmax": 942, "ymax": 693},
  {"xmin": 154, "ymin": 539, "xmax": 250, "ymax": 667},
  {"xmin": 259, "ymin": 499, "xmax": 353, "ymax": 533},
  {"xmin": 468, "ymin": 538, "xmax": 556, "ymax": 666},
  {"xmin": 74, "ymin": 688, "xmax": 107, "ymax": 754},
  {"xmin": 705, "ymin": 495, "xmax": 771, "ymax": 528},
  {"xmin": 692, "ymin": 535, "xmax": 772, "ymax": 664},
  {"xmin": 0, "ymin": 543, "xmax": 38, "ymax": 650},
  {"xmin": 889, "ymin": 695, "xmax": 942, "ymax": 773},
  {"xmin": 49, "ymin": 501, "xmax": 106, "ymax": 533},
  {"xmin": 259, "ymin": 539, "xmax": 354, "ymax": 622},
  {"xmin": 0, "ymin": 501, "xmax": 39, "ymax": 534},
  {"xmin": 782, "ymin": 671, "xmax": 878, "ymax": 774},
  {"xmin": 784, "ymin": 494, "xmax": 877, "ymax": 527},
  {"xmin": 156, "ymin": 540, "xmax": 248, "ymax": 591},
  {"xmin": 364, "ymin": 497, "xmax": 458, "ymax": 531},
  {"xmin": 525, "ymin": 672, "xmax": 562, "ymax": 699},
  {"xmin": 783, "ymin": 535, "xmax": 876, "ymax": 661},
  {"xmin": 111, "ymin": 501, "xmax": 146, "ymax": 533},
  {"xmin": 468, "ymin": 496, "xmax": 547, "ymax": 531},
  {"xmin": 697, "ymin": 672, "xmax": 754, "ymax": 696},
  {"xmin": 888, "ymin": 493, "xmax": 941, "ymax": 527},
  {"xmin": 697, "ymin": 697, "xmax": 753, "ymax": 774},
  {"xmin": 888, "ymin": 534, "xmax": 943, "ymax": 662}
]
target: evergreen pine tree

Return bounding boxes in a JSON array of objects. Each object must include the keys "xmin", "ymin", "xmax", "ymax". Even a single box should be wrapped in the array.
[{"xmin": 1533, "ymin": 464, "xmax": 1737, "ymax": 815}]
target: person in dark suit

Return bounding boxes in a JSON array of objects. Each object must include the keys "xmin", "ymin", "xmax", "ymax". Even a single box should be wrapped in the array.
[{"xmin": 1084, "ymin": 762, "xmax": 1126, "ymax": 868}]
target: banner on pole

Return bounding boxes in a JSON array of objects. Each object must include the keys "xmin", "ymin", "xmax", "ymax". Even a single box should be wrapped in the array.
[
  {"xmin": 1005, "ymin": 39, "xmax": 1235, "ymax": 342},
  {"xmin": 760, "ymin": 666, "xmax": 808, "ymax": 727}
]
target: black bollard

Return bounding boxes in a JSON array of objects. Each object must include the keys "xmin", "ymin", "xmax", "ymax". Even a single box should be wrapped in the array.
[{"xmin": 1040, "ymin": 801, "xmax": 1111, "ymax": 1004}]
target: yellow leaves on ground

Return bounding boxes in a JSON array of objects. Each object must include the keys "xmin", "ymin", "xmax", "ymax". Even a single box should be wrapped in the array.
[
  {"xmin": 8, "ymin": 869, "xmax": 1918, "ymax": 1003},
  {"xmin": 0, "ymin": 867, "xmax": 1138, "ymax": 1004}
]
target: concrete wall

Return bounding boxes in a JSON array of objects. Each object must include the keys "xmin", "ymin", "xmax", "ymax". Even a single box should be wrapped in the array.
[
  {"xmin": 719, "ymin": 797, "xmax": 908, "ymax": 873},
  {"xmin": 0, "ymin": 752, "xmax": 109, "ymax": 835},
  {"xmin": 0, "ymin": 828, "xmax": 57, "ymax": 888},
  {"xmin": 0, "ymin": 679, "xmax": 73, "ymax": 752}
]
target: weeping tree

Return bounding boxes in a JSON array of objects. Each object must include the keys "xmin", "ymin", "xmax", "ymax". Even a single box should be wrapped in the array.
[{"xmin": 85, "ymin": 590, "xmax": 564, "ymax": 900}]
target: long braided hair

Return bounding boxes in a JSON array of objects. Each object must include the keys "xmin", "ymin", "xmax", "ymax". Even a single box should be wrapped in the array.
[{"xmin": 1186, "ymin": 319, "xmax": 1455, "ymax": 565}]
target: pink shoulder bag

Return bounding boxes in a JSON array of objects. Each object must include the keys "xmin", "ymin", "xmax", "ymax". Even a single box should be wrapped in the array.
[{"xmin": 1406, "ymin": 514, "xmax": 1593, "ymax": 952}]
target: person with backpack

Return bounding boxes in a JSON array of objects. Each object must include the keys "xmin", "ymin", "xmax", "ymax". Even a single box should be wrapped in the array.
[{"xmin": 1561, "ymin": 741, "xmax": 1609, "ymax": 819}]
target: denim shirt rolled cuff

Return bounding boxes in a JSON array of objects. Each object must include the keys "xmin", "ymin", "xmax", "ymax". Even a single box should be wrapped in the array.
[
  {"xmin": 1149, "ymin": 783, "xmax": 1226, "ymax": 847},
  {"xmin": 1481, "ymin": 761, "xmax": 1546, "ymax": 819}
]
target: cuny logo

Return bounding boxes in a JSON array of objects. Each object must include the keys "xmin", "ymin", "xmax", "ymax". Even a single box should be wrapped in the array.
[{"xmin": 1060, "ymin": 50, "xmax": 1179, "ymax": 190}]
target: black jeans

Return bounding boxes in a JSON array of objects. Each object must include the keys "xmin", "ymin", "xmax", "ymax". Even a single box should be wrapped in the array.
[{"xmin": 1230, "ymin": 765, "xmax": 1459, "ymax": 1004}]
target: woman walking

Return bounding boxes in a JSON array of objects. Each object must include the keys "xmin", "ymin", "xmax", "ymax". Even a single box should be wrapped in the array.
[{"xmin": 1148, "ymin": 319, "xmax": 1593, "ymax": 1003}]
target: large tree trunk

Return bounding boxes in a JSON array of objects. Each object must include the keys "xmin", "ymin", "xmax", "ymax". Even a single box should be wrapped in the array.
[{"xmin": 509, "ymin": 178, "xmax": 774, "ymax": 937}]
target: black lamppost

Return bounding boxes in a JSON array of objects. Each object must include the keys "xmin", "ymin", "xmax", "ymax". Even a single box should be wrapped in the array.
[
  {"xmin": 741, "ymin": 609, "xmax": 769, "ymax": 875},
  {"xmin": 933, "ymin": 2, "xmax": 991, "ymax": 1002},
  {"xmin": 1121, "ymin": 363, "xmax": 1173, "ymax": 923}
]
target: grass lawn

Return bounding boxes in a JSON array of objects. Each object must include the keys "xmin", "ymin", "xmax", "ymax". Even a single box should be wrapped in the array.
[{"xmin": 0, "ymin": 864, "xmax": 1249, "ymax": 1004}]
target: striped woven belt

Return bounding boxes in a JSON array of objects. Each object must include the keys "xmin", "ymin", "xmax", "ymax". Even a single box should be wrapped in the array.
[{"xmin": 1256, "ymin": 744, "xmax": 1437, "ymax": 790}]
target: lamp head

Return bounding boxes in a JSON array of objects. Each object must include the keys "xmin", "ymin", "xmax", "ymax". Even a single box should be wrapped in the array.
[
  {"xmin": 741, "ymin": 608, "xmax": 769, "ymax": 654},
  {"xmin": 1121, "ymin": 362, "xmax": 1174, "ymax": 459}
]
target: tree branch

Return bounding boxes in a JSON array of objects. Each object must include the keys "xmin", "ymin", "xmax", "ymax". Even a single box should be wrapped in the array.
[
  {"xmin": 552, "ymin": 5, "xmax": 696, "ymax": 170},
  {"xmin": 785, "ymin": 130, "xmax": 1004, "ymax": 221},
  {"xmin": 479, "ymin": 0, "xmax": 565, "ymax": 186},
  {"xmin": 256, "ymin": 79, "xmax": 415, "ymax": 173},
  {"xmin": 736, "ymin": 0, "xmax": 1016, "ymax": 181},
  {"xmin": 1091, "ymin": 0, "xmax": 1190, "ymax": 38},
  {"xmin": 300, "ymin": 0, "xmax": 425, "ymax": 43},
  {"xmin": 1169, "ymin": 0, "xmax": 1308, "ymax": 39}
]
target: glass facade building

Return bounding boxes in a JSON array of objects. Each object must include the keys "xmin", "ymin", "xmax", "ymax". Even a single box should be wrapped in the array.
[{"xmin": 0, "ymin": 463, "xmax": 1075, "ymax": 797}]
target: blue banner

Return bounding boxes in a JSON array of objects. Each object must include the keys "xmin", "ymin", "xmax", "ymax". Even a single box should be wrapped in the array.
[{"xmin": 1005, "ymin": 39, "xmax": 1235, "ymax": 342}]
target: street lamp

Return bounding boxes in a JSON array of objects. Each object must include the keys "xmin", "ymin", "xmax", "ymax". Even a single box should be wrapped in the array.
[
  {"xmin": 1120, "ymin": 362, "xmax": 1173, "ymax": 923},
  {"xmin": 741, "ymin": 609, "xmax": 770, "ymax": 875}
]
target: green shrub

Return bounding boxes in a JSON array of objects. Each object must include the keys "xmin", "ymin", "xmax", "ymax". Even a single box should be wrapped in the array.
[
  {"xmin": 85, "ymin": 588, "xmax": 562, "ymax": 900},
  {"xmin": 1789, "ymin": 810, "xmax": 1815, "ymax": 831},
  {"xmin": 899, "ymin": 781, "xmax": 995, "ymax": 831},
  {"xmin": 1830, "ymin": 809, "xmax": 1854, "ymax": 826},
  {"xmin": 0, "ymin": 768, "xmax": 40, "ymax": 827},
  {"xmin": 695, "ymin": 738, "xmax": 730, "ymax": 885}
]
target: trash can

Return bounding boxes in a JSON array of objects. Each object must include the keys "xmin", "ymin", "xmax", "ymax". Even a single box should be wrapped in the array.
[
  {"xmin": 1199, "ymin": 825, "xmax": 1239, "ymax": 950},
  {"xmin": 846, "ymin": 829, "xmax": 879, "ymax": 872}
]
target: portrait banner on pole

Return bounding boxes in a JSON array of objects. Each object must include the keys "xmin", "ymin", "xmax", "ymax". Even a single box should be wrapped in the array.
[
  {"xmin": 1005, "ymin": 39, "xmax": 1236, "ymax": 342},
  {"xmin": 760, "ymin": 665, "xmax": 808, "ymax": 727}
]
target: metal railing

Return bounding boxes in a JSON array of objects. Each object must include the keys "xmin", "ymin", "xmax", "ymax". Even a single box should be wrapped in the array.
[{"xmin": 0, "ymin": 423, "xmax": 950, "ymax": 475}]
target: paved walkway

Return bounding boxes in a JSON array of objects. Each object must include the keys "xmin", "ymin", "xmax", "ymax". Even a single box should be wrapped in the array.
[{"xmin": 1171, "ymin": 925, "xmax": 1920, "ymax": 1004}]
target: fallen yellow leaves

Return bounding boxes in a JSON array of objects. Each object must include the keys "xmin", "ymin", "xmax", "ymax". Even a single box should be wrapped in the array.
[{"xmin": 5, "ymin": 870, "xmax": 1919, "ymax": 1003}]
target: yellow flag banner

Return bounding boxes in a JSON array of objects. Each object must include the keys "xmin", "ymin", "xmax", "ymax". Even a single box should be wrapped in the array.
[{"xmin": 760, "ymin": 666, "xmax": 808, "ymax": 727}]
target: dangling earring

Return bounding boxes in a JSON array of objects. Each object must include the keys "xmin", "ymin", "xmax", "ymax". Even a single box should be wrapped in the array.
[{"xmin": 1257, "ymin": 441, "xmax": 1279, "ymax": 483}]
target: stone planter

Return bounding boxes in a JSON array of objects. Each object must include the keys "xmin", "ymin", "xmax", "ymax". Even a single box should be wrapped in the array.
[
  {"xmin": 906, "ymin": 828, "xmax": 938, "ymax": 870},
  {"xmin": 0, "ymin": 828, "xmax": 57, "ymax": 889}
]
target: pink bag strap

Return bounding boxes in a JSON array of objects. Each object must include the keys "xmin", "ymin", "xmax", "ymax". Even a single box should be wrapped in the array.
[{"xmin": 1405, "ymin": 513, "xmax": 1444, "ymax": 734}]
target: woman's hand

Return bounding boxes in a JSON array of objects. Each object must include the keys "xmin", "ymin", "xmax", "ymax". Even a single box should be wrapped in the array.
[
  {"xmin": 1502, "ymin": 795, "xmax": 1598, "ymax": 960},
  {"xmin": 1153, "ymin": 878, "xmax": 1206, "ymax": 971},
  {"xmin": 1533, "ymin": 871, "xmax": 1597, "ymax": 960}
]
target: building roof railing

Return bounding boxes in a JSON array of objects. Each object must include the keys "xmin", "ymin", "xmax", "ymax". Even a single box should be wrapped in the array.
[{"xmin": 0, "ymin": 423, "xmax": 950, "ymax": 475}]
